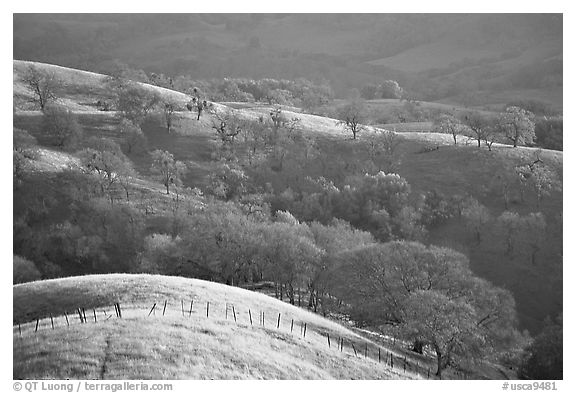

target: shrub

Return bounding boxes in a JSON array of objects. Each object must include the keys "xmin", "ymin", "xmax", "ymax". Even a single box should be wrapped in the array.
[
  {"xmin": 41, "ymin": 105, "xmax": 83, "ymax": 149},
  {"xmin": 13, "ymin": 255, "xmax": 42, "ymax": 284},
  {"xmin": 535, "ymin": 117, "xmax": 562, "ymax": 151}
]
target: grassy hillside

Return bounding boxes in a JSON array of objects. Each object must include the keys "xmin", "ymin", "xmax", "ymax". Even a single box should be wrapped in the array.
[{"xmin": 14, "ymin": 274, "xmax": 420, "ymax": 380}]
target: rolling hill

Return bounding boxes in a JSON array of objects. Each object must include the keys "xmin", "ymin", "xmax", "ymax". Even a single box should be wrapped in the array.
[
  {"xmin": 13, "ymin": 60, "xmax": 562, "ymax": 337},
  {"xmin": 13, "ymin": 274, "xmax": 421, "ymax": 379}
]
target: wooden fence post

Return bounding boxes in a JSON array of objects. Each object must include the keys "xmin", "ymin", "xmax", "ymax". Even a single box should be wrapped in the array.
[
  {"xmin": 93, "ymin": 309, "xmax": 97, "ymax": 323},
  {"xmin": 364, "ymin": 343, "xmax": 367, "ymax": 358},
  {"xmin": 232, "ymin": 305, "xmax": 237, "ymax": 323},
  {"xmin": 277, "ymin": 313, "xmax": 281, "ymax": 329},
  {"xmin": 249, "ymin": 309, "xmax": 253, "ymax": 326},
  {"xmin": 148, "ymin": 303, "xmax": 157, "ymax": 317},
  {"xmin": 225, "ymin": 303, "xmax": 228, "ymax": 320},
  {"xmin": 162, "ymin": 300, "xmax": 167, "ymax": 316},
  {"xmin": 189, "ymin": 300, "xmax": 193, "ymax": 317},
  {"xmin": 351, "ymin": 343, "xmax": 358, "ymax": 357},
  {"xmin": 327, "ymin": 333, "xmax": 331, "ymax": 348},
  {"xmin": 50, "ymin": 313, "xmax": 54, "ymax": 329},
  {"xmin": 181, "ymin": 300, "xmax": 184, "ymax": 317},
  {"xmin": 391, "ymin": 353, "xmax": 394, "ymax": 368},
  {"xmin": 206, "ymin": 302, "xmax": 209, "ymax": 318},
  {"xmin": 117, "ymin": 303, "xmax": 122, "ymax": 318},
  {"xmin": 64, "ymin": 311, "xmax": 69, "ymax": 327},
  {"xmin": 35, "ymin": 318, "xmax": 39, "ymax": 332},
  {"xmin": 378, "ymin": 348, "xmax": 381, "ymax": 363},
  {"xmin": 82, "ymin": 308, "xmax": 87, "ymax": 322},
  {"xmin": 77, "ymin": 308, "xmax": 84, "ymax": 323},
  {"xmin": 303, "ymin": 323, "xmax": 307, "ymax": 338},
  {"xmin": 18, "ymin": 323, "xmax": 21, "ymax": 336},
  {"xmin": 290, "ymin": 319, "xmax": 294, "ymax": 333}
]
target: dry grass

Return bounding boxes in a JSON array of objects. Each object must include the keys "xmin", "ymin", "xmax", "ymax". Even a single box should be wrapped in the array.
[
  {"xmin": 13, "ymin": 60, "xmax": 232, "ymax": 114},
  {"xmin": 14, "ymin": 274, "xmax": 419, "ymax": 380}
]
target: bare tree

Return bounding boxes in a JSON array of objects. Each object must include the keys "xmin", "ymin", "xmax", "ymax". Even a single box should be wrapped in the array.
[
  {"xmin": 515, "ymin": 151, "xmax": 559, "ymax": 208},
  {"xmin": 461, "ymin": 111, "xmax": 489, "ymax": 148},
  {"xmin": 21, "ymin": 65, "xmax": 60, "ymax": 110},
  {"xmin": 78, "ymin": 137, "xmax": 135, "ymax": 203},
  {"xmin": 162, "ymin": 100, "xmax": 178, "ymax": 133},
  {"xmin": 336, "ymin": 100, "xmax": 366, "ymax": 140},
  {"xmin": 481, "ymin": 117, "xmax": 503, "ymax": 151},
  {"xmin": 520, "ymin": 213, "xmax": 547, "ymax": 265},
  {"xmin": 498, "ymin": 211, "xmax": 521, "ymax": 255},
  {"xmin": 364, "ymin": 130, "xmax": 401, "ymax": 173},
  {"xmin": 462, "ymin": 198, "xmax": 491, "ymax": 243},
  {"xmin": 211, "ymin": 109, "xmax": 244, "ymax": 146},
  {"xmin": 433, "ymin": 114, "xmax": 461, "ymax": 145}
]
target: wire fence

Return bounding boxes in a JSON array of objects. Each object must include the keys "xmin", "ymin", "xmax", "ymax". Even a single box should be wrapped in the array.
[{"xmin": 13, "ymin": 298, "xmax": 460, "ymax": 380}]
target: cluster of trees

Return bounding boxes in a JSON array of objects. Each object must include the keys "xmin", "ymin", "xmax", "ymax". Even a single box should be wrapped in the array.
[
  {"xmin": 93, "ymin": 61, "xmax": 335, "ymax": 113},
  {"xmin": 518, "ymin": 315, "xmax": 563, "ymax": 380},
  {"xmin": 432, "ymin": 106, "xmax": 536, "ymax": 150},
  {"xmin": 430, "ymin": 104, "xmax": 562, "ymax": 151},
  {"xmin": 360, "ymin": 80, "xmax": 405, "ymax": 100},
  {"xmin": 272, "ymin": 172, "xmax": 425, "ymax": 243},
  {"xmin": 331, "ymin": 241, "xmax": 523, "ymax": 377},
  {"xmin": 173, "ymin": 77, "xmax": 334, "ymax": 112},
  {"xmin": 534, "ymin": 117, "xmax": 562, "ymax": 151}
]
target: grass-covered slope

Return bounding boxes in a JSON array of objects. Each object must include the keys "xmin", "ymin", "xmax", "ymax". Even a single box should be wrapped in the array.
[{"xmin": 13, "ymin": 274, "xmax": 418, "ymax": 380}]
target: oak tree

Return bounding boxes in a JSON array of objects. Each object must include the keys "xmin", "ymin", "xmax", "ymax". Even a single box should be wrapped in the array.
[{"xmin": 150, "ymin": 150, "xmax": 188, "ymax": 195}]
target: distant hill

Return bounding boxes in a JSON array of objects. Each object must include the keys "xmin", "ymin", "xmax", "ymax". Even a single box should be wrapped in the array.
[{"xmin": 13, "ymin": 14, "xmax": 562, "ymax": 110}]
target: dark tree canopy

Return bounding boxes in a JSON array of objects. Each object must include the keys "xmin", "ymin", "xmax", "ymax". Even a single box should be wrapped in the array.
[{"xmin": 519, "ymin": 318, "xmax": 562, "ymax": 380}]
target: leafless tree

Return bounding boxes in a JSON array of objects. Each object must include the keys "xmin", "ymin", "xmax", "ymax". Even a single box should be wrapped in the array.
[
  {"xmin": 21, "ymin": 65, "xmax": 60, "ymax": 110},
  {"xmin": 336, "ymin": 100, "xmax": 366, "ymax": 140}
]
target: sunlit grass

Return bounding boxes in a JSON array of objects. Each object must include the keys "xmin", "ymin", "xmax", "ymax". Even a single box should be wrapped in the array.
[{"xmin": 14, "ymin": 274, "xmax": 420, "ymax": 380}]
